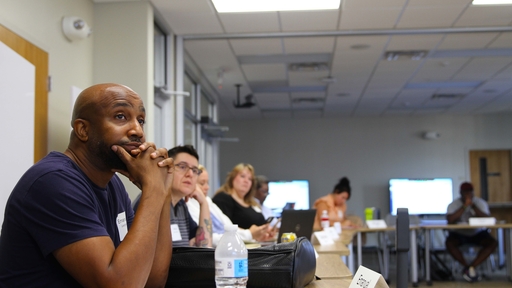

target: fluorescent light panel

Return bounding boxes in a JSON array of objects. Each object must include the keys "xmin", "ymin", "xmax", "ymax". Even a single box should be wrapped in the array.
[
  {"xmin": 212, "ymin": 0, "xmax": 341, "ymax": 13},
  {"xmin": 472, "ymin": 0, "xmax": 512, "ymax": 5}
]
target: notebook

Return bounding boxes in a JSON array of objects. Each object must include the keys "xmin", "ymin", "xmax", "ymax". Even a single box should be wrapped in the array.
[{"xmin": 277, "ymin": 209, "xmax": 317, "ymax": 243}]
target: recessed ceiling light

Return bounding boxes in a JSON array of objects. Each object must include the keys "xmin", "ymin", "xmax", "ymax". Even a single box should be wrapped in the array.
[
  {"xmin": 212, "ymin": 0, "xmax": 341, "ymax": 13},
  {"xmin": 472, "ymin": 0, "xmax": 512, "ymax": 4}
]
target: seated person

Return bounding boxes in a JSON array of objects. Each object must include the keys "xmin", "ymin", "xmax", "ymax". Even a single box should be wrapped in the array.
[
  {"xmin": 254, "ymin": 175, "xmax": 273, "ymax": 219},
  {"xmin": 0, "ymin": 83, "xmax": 173, "ymax": 287},
  {"xmin": 187, "ymin": 165, "xmax": 272, "ymax": 246},
  {"xmin": 134, "ymin": 145, "xmax": 212, "ymax": 247},
  {"xmin": 313, "ymin": 177, "xmax": 356, "ymax": 230},
  {"xmin": 212, "ymin": 163, "xmax": 274, "ymax": 239},
  {"xmin": 445, "ymin": 182, "xmax": 498, "ymax": 283}
]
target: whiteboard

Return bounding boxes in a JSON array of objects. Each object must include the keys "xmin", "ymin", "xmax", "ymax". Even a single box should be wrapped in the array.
[{"xmin": 0, "ymin": 41, "xmax": 35, "ymax": 227}]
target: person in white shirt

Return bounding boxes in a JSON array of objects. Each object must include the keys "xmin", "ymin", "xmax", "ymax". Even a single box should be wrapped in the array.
[
  {"xmin": 445, "ymin": 182, "xmax": 497, "ymax": 283},
  {"xmin": 254, "ymin": 175, "xmax": 273, "ymax": 219},
  {"xmin": 186, "ymin": 165, "xmax": 273, "ymax": 246}
]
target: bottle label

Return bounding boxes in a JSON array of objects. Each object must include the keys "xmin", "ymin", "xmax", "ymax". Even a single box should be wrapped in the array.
[{"xmin": 215, "ymin": 257, "xmax": 248, "ymax": 277}]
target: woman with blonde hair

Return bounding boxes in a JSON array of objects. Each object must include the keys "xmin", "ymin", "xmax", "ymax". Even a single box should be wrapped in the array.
[
  {"xmin": 188, "ymin": 164, "xmax": 272, "ymax": 244},
  {"xmin": 213, "ymin": 163, "xmax": 270, "ymax": 231}
]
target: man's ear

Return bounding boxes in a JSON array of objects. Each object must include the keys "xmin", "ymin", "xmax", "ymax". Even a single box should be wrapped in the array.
[{"xmin": 73, "ymin": 119, "xmax": 89, "ymax": 142}]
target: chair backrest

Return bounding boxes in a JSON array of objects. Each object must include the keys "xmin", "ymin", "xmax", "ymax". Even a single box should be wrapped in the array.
[{"xmin": 384, "ymin": 214, "xmax": 420, "ymax": 245}]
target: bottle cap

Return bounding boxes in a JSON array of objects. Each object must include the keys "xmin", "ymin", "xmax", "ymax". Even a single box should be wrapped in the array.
[{"xmin": 224, "ymin": 224, "xmax": 238, "ymax": 231}]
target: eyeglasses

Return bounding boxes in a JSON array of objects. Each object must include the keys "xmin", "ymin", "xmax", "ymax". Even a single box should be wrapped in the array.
[{"xmin": 174, "ymin": 162, "xmax": 202, "ymax": 176}]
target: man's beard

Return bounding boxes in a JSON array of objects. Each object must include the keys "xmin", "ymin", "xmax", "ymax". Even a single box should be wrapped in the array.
[{"xmin": 87, "ymin": 134, "xmax": 137, "ymax": 171}]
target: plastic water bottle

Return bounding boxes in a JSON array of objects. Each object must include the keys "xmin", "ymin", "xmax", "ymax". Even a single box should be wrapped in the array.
[
  {"xmin": 321, "ymin": 210, "xmax": 330, "ymax": 229},
  {"xmin": 215, "ymin": 224, "xmax": 248, "ymax": 288}
]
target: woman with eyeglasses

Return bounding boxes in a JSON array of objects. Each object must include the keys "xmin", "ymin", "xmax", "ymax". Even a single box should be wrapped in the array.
[
  {"xmin": 133, "ymin": 145, "xmax": 213, "ymax": 248},
  {"xmin": 213, "ymin": 163, "xmax": 275, "ymax": 241},
  {"xmin": 187, "ymin": 165, "xmax": 272, "ymax": 245}
]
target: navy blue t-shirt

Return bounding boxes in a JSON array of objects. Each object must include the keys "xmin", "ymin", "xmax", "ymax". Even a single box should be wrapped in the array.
[{"xmin": 0, "ymin": 152, "xmax": 134, "ymax": 287}]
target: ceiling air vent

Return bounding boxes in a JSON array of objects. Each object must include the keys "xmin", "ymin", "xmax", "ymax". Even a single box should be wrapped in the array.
[
  {"xmin": 431, "ymin": 93, "xmax": 465, "ymax": 100},
  {"xmin": 289, "ymin": 62, "xmax": 329, "ymax": 72},
  {"xmin": 384, "ymin": 50, "xmax": 427, "ymax": 61}
]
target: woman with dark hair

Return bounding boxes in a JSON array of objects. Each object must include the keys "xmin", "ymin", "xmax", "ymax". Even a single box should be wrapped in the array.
[{"xmin": 313, "ymin": 177, "xmax": 354, "ymax": 230}]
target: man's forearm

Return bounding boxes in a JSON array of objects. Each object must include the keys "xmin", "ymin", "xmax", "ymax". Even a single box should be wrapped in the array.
[{"xmin": 145, "ymin": 196, "xmax": 172, "ymax": 288}]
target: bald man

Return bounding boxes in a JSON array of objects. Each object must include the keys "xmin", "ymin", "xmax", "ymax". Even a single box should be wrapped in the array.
[{"xmin": 0, "ymin": 83, "xmax": 174, "ymax": 287}]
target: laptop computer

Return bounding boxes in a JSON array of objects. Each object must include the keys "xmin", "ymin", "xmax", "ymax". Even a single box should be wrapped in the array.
[{"xmin": 277, "ymin": 209, "xmax": 317, "ymax": 243}]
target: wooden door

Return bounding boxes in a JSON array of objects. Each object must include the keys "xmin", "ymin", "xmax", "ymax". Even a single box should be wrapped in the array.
[
  {"xmin": 469, "ymin": 150, "xmax": 511, "ymax": 203},
  {"xmin": 0, "ymin": 24, "xmax": 48, "ymax": 162}
]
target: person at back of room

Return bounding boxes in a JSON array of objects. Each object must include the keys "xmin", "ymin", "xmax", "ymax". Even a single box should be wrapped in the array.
[
  {"xmin": 254, "ymin": 175, "xmax": 273, "ymax": 220},
  {"xmin": 133, "ymin": 145, "xmax": 213, "ymax": 247},
  {"xmin": 313, "ymin": 177, "xmax": 356, "ymax": 231},
  {"xmin": 445, "ymin": 181, "xmax": 498, "ymax": 283},
  {"xmin": 187, "ymin": 165, "xmax": 273, "ymax": 246},
  {"xmin": 212, "ymin": 163, "xmax": 275, "ymax": 240},
  {"xmin": 0, "ymin": 83, "xmax": 173, "ymax": 287}
]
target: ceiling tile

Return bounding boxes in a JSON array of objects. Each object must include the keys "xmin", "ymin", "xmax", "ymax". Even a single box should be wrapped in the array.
[
  {"xmin": 453, "ymin": 57, "xmax": 512, "ymax": 81},
  {"xmin": 339, "ymin": 8, "xmax": 402, "ymax": 30},
  {"xmin": 230, "ymin": 38, "xmax": 283, "ymax": 55},
  {"xmin": 455, "ymin": 5, "xmax": 512, "ymax": 27},
  {"xmin": 437, "ymin": 33, "xmax": 500, "ymax": 50},
  {"xmin": 152, "ymin": 0, "xmax": 223, "ymax": 34},
  {"xmin": 218, "ymin": 12, "xmax": 280, "ymax": 33},
  {"xmin": 241, "ymin": 63, "xmax": 287, "ymax": 81},
  {"xmin": 396, "ymin": 0, "xmax": 471, "ymax": 28},
  {"xmin": 387, "ymin": 34, "xmax": 444, "ymax": 50},
  {"xmin": 293, "ymin": 110, "xmax": 324, "ymax": 118},
  {"xmin": 254, "ymin": 93, "xmax": 290, "ymax": 109},
  {"xmin": 488, "ymin": 32, "xmax": 512, "ymax": 49},
  {"xmin": 262, "ymin": 110, "xmax": 292, "ymax": 118},
  {"xmin": 283, "ymin": 37, "xmax": 335, "ymax": 54}
]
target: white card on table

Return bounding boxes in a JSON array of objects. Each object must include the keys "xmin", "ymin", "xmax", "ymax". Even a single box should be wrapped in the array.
[
  {"xmin": 313, "ymin": 231, "xmax": 335, "ymax": 246},
  {"xmin": 333, "ymin": 221, "xmax": 342, "ymax": 234},
  {"xmin": 469, "ymin": 217, "xmax": 496, "ymax": 226},
  {"xmin": 324, "ymin": 227, "xmax": 340, "ymax": 240},
  {"xmin": 349, "ymin": 265, "xmax": 389, "ymax": 288},
  {"xmin": 366, "ymin": 219, "xmax": 387, "ymax": 229}
]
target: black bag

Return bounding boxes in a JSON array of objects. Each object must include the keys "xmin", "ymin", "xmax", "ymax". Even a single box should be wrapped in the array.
[{"xmin": 166, "ymin": 237, "xmax": 316, "ymax": 288}]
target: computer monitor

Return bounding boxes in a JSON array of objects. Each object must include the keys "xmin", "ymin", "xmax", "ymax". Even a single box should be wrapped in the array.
[
  {"xmin": 389, "ymin": 178, "xmax": 453, "ymax": 216},
  {"xmin": 264, "ymin": 180, "xmax": 310, "ymax": 217}
]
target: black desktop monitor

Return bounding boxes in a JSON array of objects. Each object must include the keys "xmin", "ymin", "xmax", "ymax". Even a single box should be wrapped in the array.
[
  {"xmin": 265, "ymin": 180, "xmax": 310, "ymax": 217},
  {"xmin": 389, "ymin": 178, "xmax": 453, "ymax": 216}
]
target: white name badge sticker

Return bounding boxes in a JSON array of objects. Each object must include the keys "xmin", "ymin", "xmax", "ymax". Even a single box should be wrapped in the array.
[
  {"xmin": 313, "ymin": 231, "xmax": 335, "ymax": 246},
  {"xmin": 171, "ymin": 224, "xmax": 183, "ymax": 241},
  {"xmin": 366, "ymin": 220, "xmax": 387, "ymax": 229},
  {"xmin": 349, "ymin": 265, "xmax": 389, "ymax": 288},
  {"xmin": 116, "ymin": 212, "xmax": 128, "ymax": 241},
  {"xmin": 324, "ymin": 227, "xmax": 340, "ymax": 240},
  {"xmin": 333, "ymin": 222, "xmax": 343, "ymax": 234},
  {"xmin": 469, "ymin": 217, "xmax": 496, "ymax": 226}
]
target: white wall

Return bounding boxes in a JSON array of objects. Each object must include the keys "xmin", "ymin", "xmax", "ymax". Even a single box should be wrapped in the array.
[
  {"xmin": 0, "ymin": 1, "xmax": 155, "ymax": 201},
  {"xmin": 0, "ymin": 0, "xmax": 94, "ymax": 153},
  {"xmin": 219, "ymin": 113, "xmax": 512, "ymax": 220},
  {"xmin": 93, "ymin": 2, "xmax": 154, "ymax": 200}
]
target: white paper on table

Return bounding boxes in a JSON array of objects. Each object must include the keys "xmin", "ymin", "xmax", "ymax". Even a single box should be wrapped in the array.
[
  {"xmin": 349, "ymin": 265, "xmax": 389, "ymax": 288},
  {"xmin": 313, "ymin": 231, "xmax": 335, "ymax": 246},
  {"xmin": 366, "ymin": 219, "xmax": 387, "ymax": 229},
  {"xmin": 469, "ymin": 217, "xmax": 496, "ymax": 226},
  {"xmin": 324, "ymin": 227, "xmax": 340, "ymax": 240}
]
